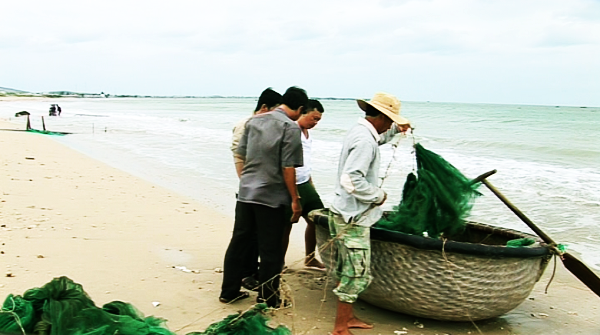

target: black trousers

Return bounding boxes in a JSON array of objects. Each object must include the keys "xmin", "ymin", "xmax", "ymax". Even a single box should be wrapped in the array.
[{"xmin": 221, "ymin": 201, "xmax": 285, "ymax": 306}]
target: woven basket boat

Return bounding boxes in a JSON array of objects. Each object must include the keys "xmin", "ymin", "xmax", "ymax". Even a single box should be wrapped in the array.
[{"xmin": 309, "ymin": 209, "xmax": 551, "ymax": 321}]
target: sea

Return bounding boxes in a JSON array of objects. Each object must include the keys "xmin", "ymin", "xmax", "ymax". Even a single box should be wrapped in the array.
[{"xmin": 2, "ymin": 97, "xmax": 599, "ymax": 272}]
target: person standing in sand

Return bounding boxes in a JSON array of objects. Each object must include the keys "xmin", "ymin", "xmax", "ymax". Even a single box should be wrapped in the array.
[
  {"xmin": 220, "ymin": 86, "xmax": 308, "ymax": 308},
  {"xmin": 230, "ymin": 88, "xmax": 282, "ymax": 291},
  {"xmin": 329, "ymin": 92, "xmax": 410, "ymax": 335},
  {"xmin": 231, "ymin": 88, "xmax": 282, "ymax": 178},
  {"xmin": 281, "ymin": 99, "xmax": 326, "ymax": 270}
]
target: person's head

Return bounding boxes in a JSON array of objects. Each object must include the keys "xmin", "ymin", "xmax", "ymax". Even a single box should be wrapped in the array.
[
  {"xmin": 357, "ymin": 92, "xmax": 409, "ymax": 134},
  {"xmin": 281, "ymin": 86, "xmax": 308, "ymax": 121},
  {"xmin": 297, "ymin": 99, "xmax": 324, "ymax": 130},
  {"xmin": 254, "ymin": 88, "xmax": 282, "ymax": 114}
]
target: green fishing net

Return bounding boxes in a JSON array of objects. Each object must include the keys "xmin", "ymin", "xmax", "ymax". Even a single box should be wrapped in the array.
[
  {"xmin": 0, "ymin": 276, "xmax": 175, "ymax": 335},
  {"xmin": 375, "ymin": 143, "xmax": 481, "ymax": 238},
  {"xmin": 26, "ymin": 129, "xmax": 67, "ymax": 136},
  {"xmin": 506, "ymin": 238, "xmax": 535, "ymax": 248},
  {"xmin": 0, "ymin": 277, "xmax": 291, "ymax": 335},
  {"xmin": 187, "ymin": 303, "xmax": 291, "ymax": 335}
]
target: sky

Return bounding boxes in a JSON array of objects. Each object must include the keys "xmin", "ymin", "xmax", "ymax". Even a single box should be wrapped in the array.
[{"xmin": 1, "ymin": 0, "xmax": 600, "ymax": 106}]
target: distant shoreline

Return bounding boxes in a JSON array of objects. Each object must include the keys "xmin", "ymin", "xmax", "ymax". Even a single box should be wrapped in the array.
[{"xmin": 1, "ymin": 92, "xmax": 598, "ymax": 107}]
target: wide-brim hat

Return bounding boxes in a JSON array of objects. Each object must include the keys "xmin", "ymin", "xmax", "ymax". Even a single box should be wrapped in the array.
[{"xmin": 357, "ymin": 92, "xmax": 409, "ymax": 125}]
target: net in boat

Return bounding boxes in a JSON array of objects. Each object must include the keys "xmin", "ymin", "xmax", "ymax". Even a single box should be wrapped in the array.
[{"xmin": 375, "ymin": 143, "xmax": 481, "ymax": 238}]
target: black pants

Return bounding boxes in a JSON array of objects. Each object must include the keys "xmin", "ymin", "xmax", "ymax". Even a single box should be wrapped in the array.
[{"xmin": 221, "ymin": 201, "xmax": 285, "ymax": 307}]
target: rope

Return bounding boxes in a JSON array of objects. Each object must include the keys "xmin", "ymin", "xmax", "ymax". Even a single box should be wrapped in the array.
[
  {"xmin": 543, "ymin": 244, "xmax": 563, "ymax": 295},
  {"xmin": 175, "ymin": 225, "xmax": 345, "ymax": 332},
  {"xmin": 0, "ymin": 296, "xmax": 26, "ymax": 335}
]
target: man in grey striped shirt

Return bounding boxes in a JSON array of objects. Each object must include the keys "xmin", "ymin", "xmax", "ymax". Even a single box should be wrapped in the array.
[{"xmin": 329, "ymin": 92, "xmax": 410, "ymax": 335}]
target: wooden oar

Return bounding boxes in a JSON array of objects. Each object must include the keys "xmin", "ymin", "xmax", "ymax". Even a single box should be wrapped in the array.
[
  {"xmin": 471, "ymin": 169, "xmax": 497, "ymax": 184},
  {"xmin": 479, "ymin": 177, "xmax": 600, "ymax": 298}
]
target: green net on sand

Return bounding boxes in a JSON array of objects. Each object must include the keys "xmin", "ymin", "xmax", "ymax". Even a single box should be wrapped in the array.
[
  {"xmin": 26, "ymin": 129, "xmax": 67, "ymax": 136},
  {"xmin": 187, "ymin": 303, "xmax": 291, "ymax": 335},
  {"xmin": 375, "ymin": 143, "xmax": 481, "ymax": 238},
  {"xmin": 0, "ymin": 276, "xmax": 175, "ymax": 335},
  {"xmin": 0, "ymin": 276, "xmax": 290, "ymax": 335}
]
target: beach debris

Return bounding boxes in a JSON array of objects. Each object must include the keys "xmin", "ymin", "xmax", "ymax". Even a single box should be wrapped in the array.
[
  {"xmin": 413, "ymin": 320, "xmax": 424, "ymax": 328},
  {"xmin": 531, "ymin": 312, "xmax": 549, "ymax": 318},
  {"xmin": 394, "ymin": 331, "xmax": 408, "ymax": 335},
  {"xmin": 173, "ymin": 265, "xmax": 200, "ymax": 274},
  {"xmin": 5, "ymin": 273, "xmax": 14, "ymax": 277},
  {"xmin": 25, "ymin": 157, "xmax": 35, "ymax": 160},
  {"xmin": 568, "ymin": 311, "xmax": 578, "ymax": 316},
  {"xmin": 152, "ymin": 301, "xmax": 161, "ymax": 307},
  {"xmin": 37, "ymin": 255, "xmax": 44, "ymax": 258},
  {"xmin": 214, "ymin": 267, "xmax": 223, "ymax": 273},
  {"xmin": 174, "ymin": 265, "xmax": 191, "ymax": 273}
]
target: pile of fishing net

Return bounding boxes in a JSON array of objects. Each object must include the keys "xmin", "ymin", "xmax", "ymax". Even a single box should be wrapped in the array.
[
  {"xmin": 375, "ymin": 143, "xmax": 481, "ymax": 238},
  {"xmin": 0, "ymin": 276, "xmax": 290, "ymax": 335},
  {"xmin": 0, "ymin": 276, "xmax": 175, "ymax": 335},
  {"xmin": 187, "ymin": 303, "xmax": 290, "ymax": 335}
]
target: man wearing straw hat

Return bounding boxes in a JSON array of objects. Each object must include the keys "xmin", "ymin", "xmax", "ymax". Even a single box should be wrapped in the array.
[{"xmin": 329, "ymin": 92, "xmax": 410, "ymax": 335}]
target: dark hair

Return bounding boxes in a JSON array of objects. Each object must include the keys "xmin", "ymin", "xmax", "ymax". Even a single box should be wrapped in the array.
[
  {"xmin": 254, "ymin": 88, "xmax": 282, "ymax": 112},
  {"xmin": 281, "ymin": 86, "xmax": 308, "ymax": 111},
  {"xmin": 305, "ymin": 99, "xmax": 324, "ymax": 114},
  {"xmin": 364, "ymin": 104, "xmax": 383, "ymax": 117}
]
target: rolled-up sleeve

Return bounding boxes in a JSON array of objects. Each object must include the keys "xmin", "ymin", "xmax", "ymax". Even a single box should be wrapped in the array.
[
  {"xmin": 378, "ymin": 123, "xmax": 400, "ymax": 145},
  {"xmin": 280, "ymin": 122, "xmax": 303, "ymax": 168},
  {"xmin": 340, "ymin": 140, "xmax": 385, "ymax": 204},
  {"xmin": 236, "ymin": 124, "xmax": 249, "ymax": 158}
]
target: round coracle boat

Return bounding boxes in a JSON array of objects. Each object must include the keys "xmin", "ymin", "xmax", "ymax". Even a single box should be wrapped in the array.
[{"xmin": 309, "ymin": 209, "xmax": 551, "ymax": 321}]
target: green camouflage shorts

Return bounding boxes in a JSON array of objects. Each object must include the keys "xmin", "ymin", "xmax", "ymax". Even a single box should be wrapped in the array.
[{"xmin": 328, "ymin": 211, "xmax": 372, "ymax": 303}]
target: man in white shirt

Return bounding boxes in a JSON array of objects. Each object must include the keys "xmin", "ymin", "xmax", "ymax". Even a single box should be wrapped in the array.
[
  {"xmin": 329, "ymin": 92, "xmax": 410, "ymax": 335},
  {"xmin": 282, "ymin": 99, "xmax": 326, "ymax": 269}
]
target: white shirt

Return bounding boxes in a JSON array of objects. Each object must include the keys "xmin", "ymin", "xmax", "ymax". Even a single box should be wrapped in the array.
[{"xmin": 295, "ymin": 129, "xmax": 312, "ymax": 184}]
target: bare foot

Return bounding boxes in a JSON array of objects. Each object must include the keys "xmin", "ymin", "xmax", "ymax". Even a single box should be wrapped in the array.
[
  {"xmin": 347, "ymin": 317, "xmax": 373, "ymax": 329},
  {"xmin": 331, "ymin": 328, "xmax": 354, "ymax": 335},
  {"xmin": 304, "ymin": 258, "xmax": 325, "ymax": 269}
]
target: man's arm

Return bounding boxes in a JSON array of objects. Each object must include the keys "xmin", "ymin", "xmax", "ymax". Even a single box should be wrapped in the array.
[
  {"xmin": 283, "ymin": 167, "xmax": 302, "ymax": 223},
  {"xmin": 340, "ymin": 140, "xmax": 386, "ymax": 205},
  {"xmin": 234, "ymin": 120, "xmax": 250, "ymax": 178},
  {"xmin": 234, "ymin": 154, "xmax": 245, "ymax": 178},
  {"xmin": 378, "ymin": 123, "xmax": 411, "ymax": 145}
]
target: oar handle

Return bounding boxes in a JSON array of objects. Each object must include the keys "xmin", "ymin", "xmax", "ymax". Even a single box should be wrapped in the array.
[
  {"xmin": 480, "ymin": 179, "xmax": 556, "ymax": 245},
  {"xmin": 471, "ymin": 169, "xmax": 497, "ymax": 184}
]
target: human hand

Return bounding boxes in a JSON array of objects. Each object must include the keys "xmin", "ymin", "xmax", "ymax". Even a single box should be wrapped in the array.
[
  {"xmin": 290, "ymin": 198, "xmax": 302, "ymax": 223},
  {"xmin": 375, "ymin": 192, "xmax": 387, "ymax": 206},
  {"xmin": 397, "ymin": 123, "xmax": 412, "ymax": 134}
]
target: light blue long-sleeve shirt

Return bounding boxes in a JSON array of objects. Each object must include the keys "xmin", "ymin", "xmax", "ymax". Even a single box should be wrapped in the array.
[{"xmin": 330, "ymin": 118, "xmax": 399, "ymax": 225}]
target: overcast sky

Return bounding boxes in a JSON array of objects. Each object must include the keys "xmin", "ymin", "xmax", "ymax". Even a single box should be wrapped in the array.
[{"xmin": 2, "ymin": 0, "xmax": 600, "ymax": 106}]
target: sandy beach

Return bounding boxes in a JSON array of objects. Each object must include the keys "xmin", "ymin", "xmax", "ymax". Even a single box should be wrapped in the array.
[{"xmin": 1, "ymin": 117, "xmax": 599, "ymax": 335}]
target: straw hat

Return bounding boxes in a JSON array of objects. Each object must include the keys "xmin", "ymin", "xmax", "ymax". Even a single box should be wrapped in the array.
[{"xmin": 357, "ymin": 92, "xmax": 409, "ymax": 125}]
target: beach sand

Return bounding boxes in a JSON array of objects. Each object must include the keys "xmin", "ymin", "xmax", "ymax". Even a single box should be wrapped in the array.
[{"xmin": 1, "ymin": 118, "xmax": 598, "ymax": 335}]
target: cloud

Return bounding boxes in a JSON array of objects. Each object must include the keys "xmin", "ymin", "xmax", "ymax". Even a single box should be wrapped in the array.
[{"xmin": 1, "ymin": 0, "xmax": 599, "ymax": 105}]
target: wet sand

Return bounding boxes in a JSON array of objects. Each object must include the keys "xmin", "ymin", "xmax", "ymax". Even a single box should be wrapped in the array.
[{"xmin": 0, "ymin": 118, "xmax": 598, "ymax": 334}]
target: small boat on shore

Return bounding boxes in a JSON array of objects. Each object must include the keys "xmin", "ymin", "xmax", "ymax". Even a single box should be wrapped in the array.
[{"xmin": 309, "ymin": 209, "xmax": 551, "ymax": 321}]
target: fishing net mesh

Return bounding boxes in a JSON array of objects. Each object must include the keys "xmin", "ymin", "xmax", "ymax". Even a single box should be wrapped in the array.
[
  {"xmin": 375, "ymin": 143, "xmax": 481, "ymax": 238},
  {"xmin": 0, "ymin": 276, "xmax": 290, "ymax": 335},
  {"xmin": 187, "ymin": 303, "xmax": 291, "ymax": 335}
]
